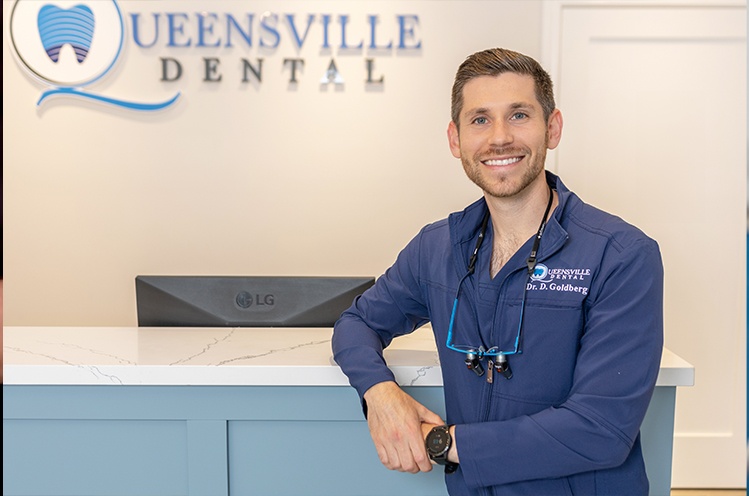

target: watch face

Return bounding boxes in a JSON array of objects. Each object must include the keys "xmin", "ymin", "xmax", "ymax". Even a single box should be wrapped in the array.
[{"xmin": 426, "ymin": 427, "xmax": 449, "ymax": 456}]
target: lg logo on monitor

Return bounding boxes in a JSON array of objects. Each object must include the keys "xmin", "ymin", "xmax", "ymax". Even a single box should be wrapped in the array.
[{"xmin": 235, "ymin": 291, "xmax": 275, "ymax": 309}]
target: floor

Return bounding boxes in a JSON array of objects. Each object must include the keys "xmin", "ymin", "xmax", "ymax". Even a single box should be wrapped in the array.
[{"xmin": 671, "ymin": 491, "xmax": 746, "ymax": 495}]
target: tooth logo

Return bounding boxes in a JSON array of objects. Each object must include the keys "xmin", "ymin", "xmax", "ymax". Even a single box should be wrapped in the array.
[
  {"xmin": 9, "ymin": 0, "xmax": 179, "ymax": 111},
  {"xmin": 10, "ymin": 1, "xmax": 121, "ymax": 87},
  {"xmin": 37, "ymin": 4, "xmax": 95, "ymax": 64},
  {"xmin": 530, "ymin": 263, "xmax": 550, "ymax": 282}
]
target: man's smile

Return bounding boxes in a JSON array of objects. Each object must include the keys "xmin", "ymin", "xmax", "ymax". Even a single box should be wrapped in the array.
[{"xmin": 483, "ymin": 156, "xmax": 523, "ymax": 167}]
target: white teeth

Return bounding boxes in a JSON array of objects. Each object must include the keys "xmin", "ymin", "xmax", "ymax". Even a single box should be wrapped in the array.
[{"xmin": 484, "ymin": 157, "xmax": 522, "ymax": 166}]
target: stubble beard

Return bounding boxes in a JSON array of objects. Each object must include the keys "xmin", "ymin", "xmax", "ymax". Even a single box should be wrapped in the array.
[{"xmin": 461, "ymin": 136, "xmax": 549, "ymax": 199}]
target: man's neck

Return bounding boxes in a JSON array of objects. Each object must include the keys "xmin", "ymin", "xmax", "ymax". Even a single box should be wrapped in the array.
[
  {"xmin": 485, "ymin": 177, "xmax": 556, "ymax": 239},
  {"xmin": 485, "ymin": 176, "xmax": 557, "ymax": 277}
]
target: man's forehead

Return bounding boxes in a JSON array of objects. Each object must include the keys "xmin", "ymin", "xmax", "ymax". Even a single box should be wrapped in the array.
[{"xmin": 461, "ymin": 74, "xmax": 540, "ymax": 113}]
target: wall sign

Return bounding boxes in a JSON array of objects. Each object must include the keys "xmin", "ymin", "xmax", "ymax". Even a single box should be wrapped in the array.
[{"xmin": 9, "ymin": 0, "xmax": 422, "ymax": 112}]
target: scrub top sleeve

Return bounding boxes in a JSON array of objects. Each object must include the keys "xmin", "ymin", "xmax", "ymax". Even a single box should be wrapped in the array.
[{"xmin": 332, "ymin": 227, "xmax": 430, "ymax": 401}]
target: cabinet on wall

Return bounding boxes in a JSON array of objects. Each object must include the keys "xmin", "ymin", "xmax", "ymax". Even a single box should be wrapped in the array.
[{"xmin": 2, "ymin": 326, "xmax": 693, "ymax": 496}]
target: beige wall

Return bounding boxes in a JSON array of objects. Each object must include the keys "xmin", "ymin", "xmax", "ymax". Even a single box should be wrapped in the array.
[{"xmin": 3, "ymin": 0, "xmax": 542, "ymax": 325}]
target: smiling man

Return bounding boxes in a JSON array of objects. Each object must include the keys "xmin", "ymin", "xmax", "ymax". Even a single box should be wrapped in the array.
[{"xmin": 332, "ymin": 48, "xmax": 664, "ymax": 496}]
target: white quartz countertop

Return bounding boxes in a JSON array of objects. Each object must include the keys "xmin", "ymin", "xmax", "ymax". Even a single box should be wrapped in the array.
[{"xmin": 3, "ymin": 326, "xmax": 694, "ymax": 387}]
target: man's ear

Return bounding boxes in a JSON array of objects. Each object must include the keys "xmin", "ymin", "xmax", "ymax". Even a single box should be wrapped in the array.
[
  {"xmin": 547, "ymin": 109, "xmax": 563, "ymax": 150},
  {"xmin": 447, "ymin": 121, "xmax": 461, "ymax": 158}
]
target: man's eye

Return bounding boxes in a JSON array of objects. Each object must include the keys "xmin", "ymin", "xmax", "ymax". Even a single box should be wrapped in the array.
[
  {"xmin": 473, "ymin": 117, "xmax": 488, "ymax": 125},
  {"xmin": 510, "ymin": 112, "xmax": 527, "ymax": 120}
]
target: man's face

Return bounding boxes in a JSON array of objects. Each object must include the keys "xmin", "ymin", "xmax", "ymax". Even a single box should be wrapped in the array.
[{"xmin": 447, "ymin": 73, "xmax": 562, "ymax": 199}]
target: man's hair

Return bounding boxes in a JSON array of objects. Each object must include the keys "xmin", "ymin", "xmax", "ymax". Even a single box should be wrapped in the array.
[{"xmin": 450, "ymin": 48, "xmax": 555, "ymax": 127}]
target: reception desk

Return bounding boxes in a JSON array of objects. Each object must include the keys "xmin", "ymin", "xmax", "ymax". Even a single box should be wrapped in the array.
[{"xmin": 3, "ymin": 326, "xmax": 693, "ymax": 496}]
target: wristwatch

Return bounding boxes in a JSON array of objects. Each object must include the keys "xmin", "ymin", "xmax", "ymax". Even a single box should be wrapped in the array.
[{"xmin": 425, "ymin": 425, "xmax": 459, "ymax": 473}]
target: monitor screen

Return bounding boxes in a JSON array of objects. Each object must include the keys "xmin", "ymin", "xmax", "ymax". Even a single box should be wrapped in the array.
[{"xmin": 135, "ymin": 275, "xmax": 375, "ymax": 327}]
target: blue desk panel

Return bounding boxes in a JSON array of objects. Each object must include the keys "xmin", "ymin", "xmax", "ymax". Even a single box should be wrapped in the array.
[{"xmin": 3, "ymin": 385, "xmax": 675, "ymax": 496}]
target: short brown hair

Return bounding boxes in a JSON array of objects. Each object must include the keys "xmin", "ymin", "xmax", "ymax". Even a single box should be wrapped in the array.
[{"xmin": 451, "ymin": 48, "xmax": 555, "ymax": 126}]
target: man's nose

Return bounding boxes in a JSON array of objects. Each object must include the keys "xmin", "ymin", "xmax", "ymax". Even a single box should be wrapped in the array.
[{"xmin": 488, "ymin": 121, "xmax": 513, "ymax": 147}]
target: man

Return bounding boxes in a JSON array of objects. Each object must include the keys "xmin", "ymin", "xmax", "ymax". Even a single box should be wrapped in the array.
[{"xmin": 332, "ymin": 47, "xmax": 663, "ymax": 495}]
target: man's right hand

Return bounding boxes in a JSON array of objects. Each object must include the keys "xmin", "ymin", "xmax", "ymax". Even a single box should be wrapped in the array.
[{"xmin": 362, "ymin": 381, "xmax": 445, "ymax": 473}]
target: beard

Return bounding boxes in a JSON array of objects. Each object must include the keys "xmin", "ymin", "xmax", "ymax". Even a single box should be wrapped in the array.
[{"xmin": 461, "ymin": 135, "xmax": 549, "ymax": 199}]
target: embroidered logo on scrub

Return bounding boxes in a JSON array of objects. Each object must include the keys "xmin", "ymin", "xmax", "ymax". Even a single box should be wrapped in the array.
[{"xmin": 528, "ymin": 264, "xmax": 591, "ymax": 296}]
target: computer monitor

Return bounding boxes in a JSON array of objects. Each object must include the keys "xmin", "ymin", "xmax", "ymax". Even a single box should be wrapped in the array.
[{"xmin": 135, "ymin": 275, "xmax": 375, "ymax": 327}]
